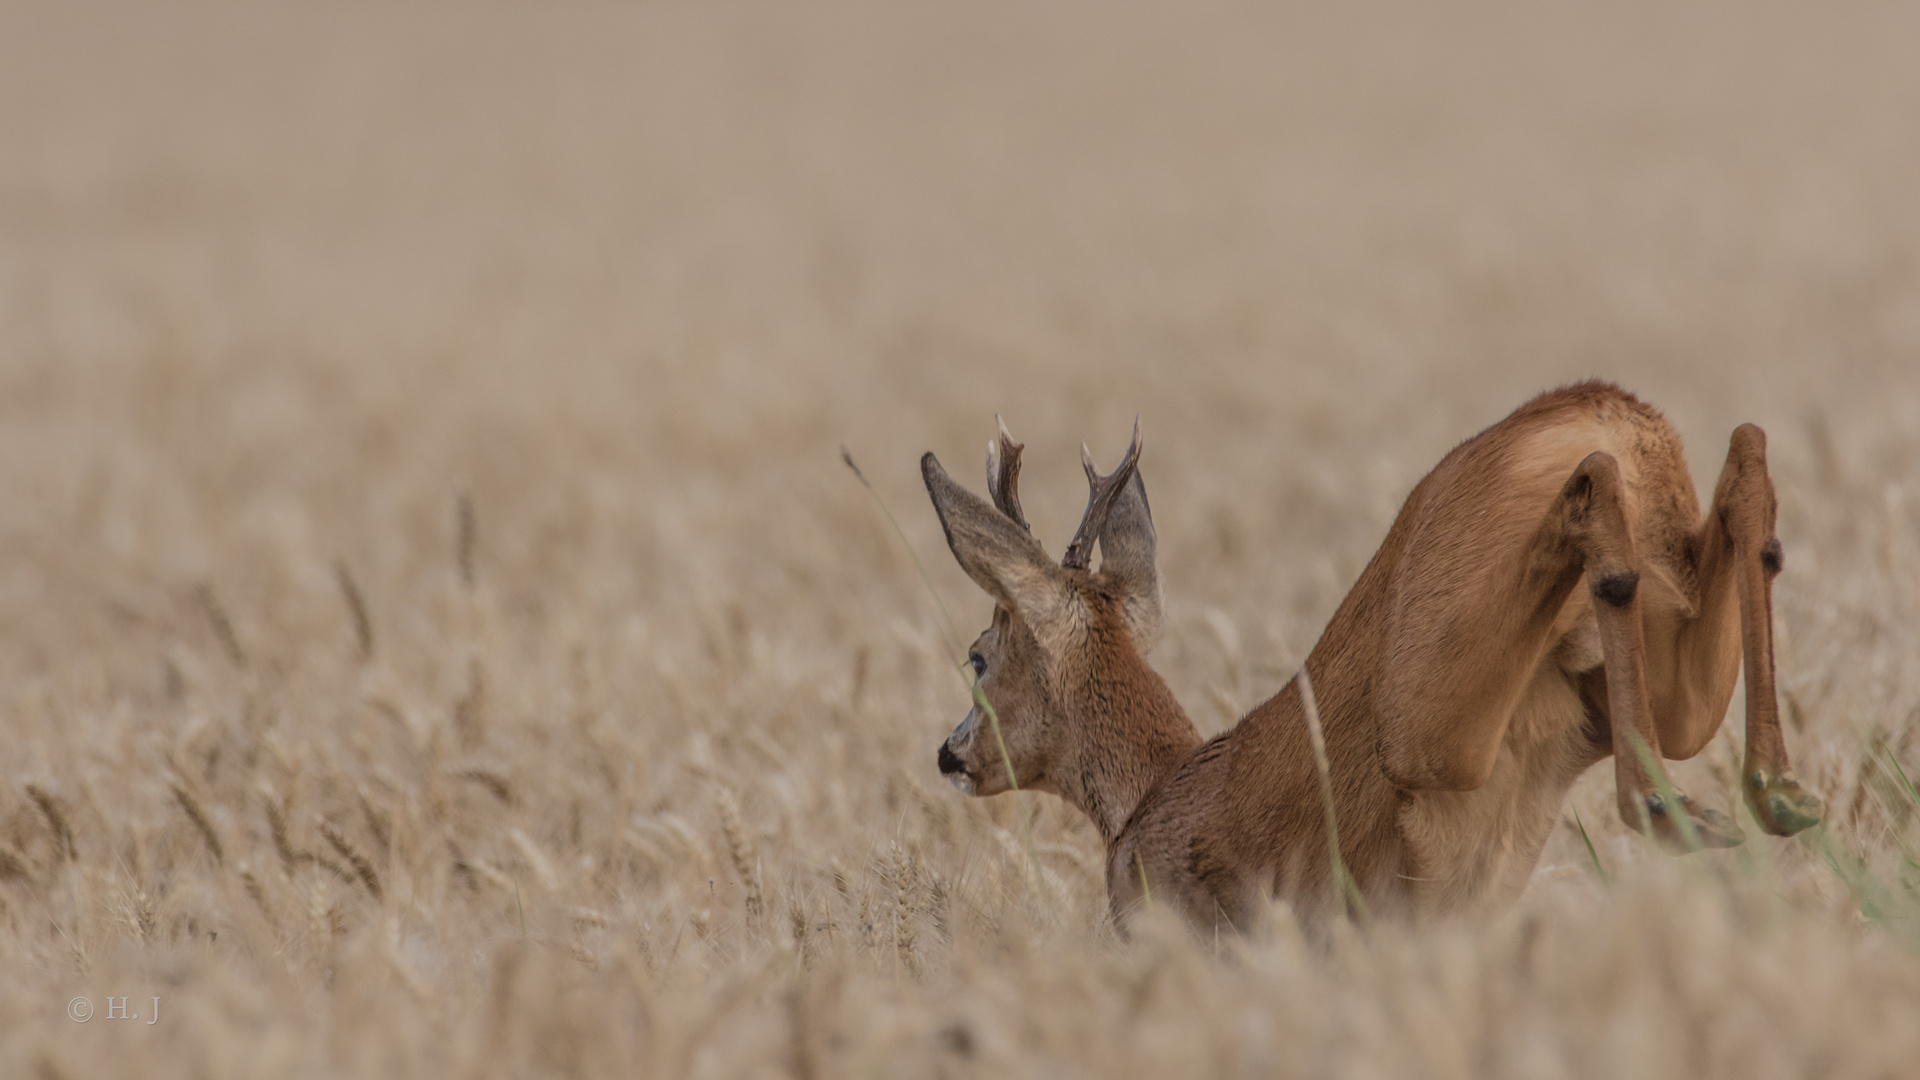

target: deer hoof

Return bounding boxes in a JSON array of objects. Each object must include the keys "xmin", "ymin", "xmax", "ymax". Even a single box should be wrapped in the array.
[
  {"xmin": 1643, "ymin": 793, "xmax": 1745, "ymax": 852},
  {"xmin": 1746, "ymin": 771, "xmax": 1824, "ymax": 836}
]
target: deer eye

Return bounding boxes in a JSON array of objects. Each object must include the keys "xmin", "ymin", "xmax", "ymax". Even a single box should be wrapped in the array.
[{"xmin": 969, "ymin": 653, "xmax": 987, "ymax": 679}]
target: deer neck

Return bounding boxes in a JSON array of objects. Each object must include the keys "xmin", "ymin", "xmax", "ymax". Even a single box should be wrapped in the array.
[{"xmin": 1053, "ymin": 632, "xmax": 1202, "ymax": 847}]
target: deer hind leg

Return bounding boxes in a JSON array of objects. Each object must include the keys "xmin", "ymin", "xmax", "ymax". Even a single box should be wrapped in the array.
[
  {"xmin": 1380, "ymin": 449, "xmax": 1733, "ymax": 847},
  {"xmin": 1665, "ymin": 424, "xmax": 1824, "ymax": 836},
  {"xmin": 1555, "ymin": 452, "xmax": 1746, "ymax": 850}
]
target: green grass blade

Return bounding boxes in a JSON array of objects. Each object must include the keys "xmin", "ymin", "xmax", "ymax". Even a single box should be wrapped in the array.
[
  {"xmin": 843, "ymin": 447, "xmax": 1039, "ymax": 890},
  {"xmin": 1801, "ymin": 827, "xmax": 1890, "ymax": 928},
  {"xmin": 1573, "ymin": 810, "xmax": 1610, "ymax": 888},
  {"xmin": 1882, "ymin": 747, "xmax": 1920, "ymax": 814},
  {"xmin": 843, "ymin": 446, "xmax": 1017, "ymax": 791},
  {"xmin": 1622, "ymin": 728, "xmax": 1702, "ymax": 852},
  {"xmin": 841, "ymin": 447, "xmax": 965, "ymax": 655}
]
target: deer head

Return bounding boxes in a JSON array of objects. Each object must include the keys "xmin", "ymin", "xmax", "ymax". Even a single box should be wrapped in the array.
[{"xmin": 921, "ymin": 418, "xmax": 1198, "ymax": 843}]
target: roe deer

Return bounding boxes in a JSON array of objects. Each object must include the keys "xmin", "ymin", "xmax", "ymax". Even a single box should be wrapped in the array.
[{"xmin": 922, "ymin": 382, "xmax": 1824, "ymax": 931}]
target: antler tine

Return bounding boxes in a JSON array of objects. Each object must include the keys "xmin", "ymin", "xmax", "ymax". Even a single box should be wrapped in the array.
[
  {"xmin": 1062, "ymin": 415, "xmax": 1143, "ymax": 570},
  {"xmin": 984, "ymin": 414, "xmax": 1031, "ymax": 532}
]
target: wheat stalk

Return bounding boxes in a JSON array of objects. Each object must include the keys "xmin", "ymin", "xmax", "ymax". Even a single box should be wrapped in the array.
[
  {"xmin": 195, "ymin": 582, "xmax": 247, "ymax": 669},
  {"xmin": 447, "ymin": 839, "xmax": 481, "ymax": 892},
  {"xmin": 890, "ymin": 843, "xmax": 919, "ymax": 977},
  {"xmin": 789, "ymin": 901, "xmax": 813, "ymax": 969},
  {"xmin": 264, "ymin": 796, "xmax": 356, "ymax": 887},
  {"xmin": 0, "ymin": 842, "xmax": 31, "ymax": 882},
  {"xmin": 123, "ymin": 887, "xmax": 157, "ymax": 942},
  {"xmin": 508, "ymin": 828, "xmax": 559, "ymax": 892},
  {"xmin": 456, "ymin": 493, "xmax": 478, "ymax": 589},
  {"xmin": 454, "ymin": 658, "xmax": 488, "ymax": 749},
  {"xmin": 317, "ymin": 818, "xmax": 384, "ymax": 901},
  {"xmin": 239, "ymin": 865, "xmax": 278, "ymax": 929},
  {"xmin": 1298, "ymin": 666, "xmax": 1367, "ymax": 923},
  {"xmin": 358, "ymin": 789, "xmax": 392, "ymax": 856},
  {"xmin": 926, "ymin": 872, "xmax": 952, "ymax": 944},
  {"xmin": 265, "ymin": 797, "xmax": 300, "ymax": 871},
  {"xmin": 857, "ymin": 888, "xmax": 877, "ymax": 950},
  {"xmin": 334, "ymin": 560, "xmax": 374, "ymax": 661},
  {"xmin": 454, "ymin": 766, "xmax": 516, "ymax": 806},
  {"xmin": 171, "ymin": 781, "xmax": 225, "ymax": 865},
  {"xmin": 714, "ymin": 785, "xmax": 763, "ymax": 931},
  {"xmin": 25, "ymin": 783, "xmax": 75, "ymax": 863}
]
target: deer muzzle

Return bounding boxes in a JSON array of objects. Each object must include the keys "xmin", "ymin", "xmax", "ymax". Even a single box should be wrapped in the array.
[{"xmin": 937, "ymin": 736, "xmax": 976, "ymax": 794}]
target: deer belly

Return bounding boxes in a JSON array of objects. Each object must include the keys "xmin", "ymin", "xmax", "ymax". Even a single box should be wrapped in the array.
[{"xmin": 1396, "ymin": 666, "xmax": 1598, "ymax": 912}]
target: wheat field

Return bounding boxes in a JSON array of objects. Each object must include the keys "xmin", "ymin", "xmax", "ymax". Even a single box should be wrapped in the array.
[{"xmin": 3, "ymin": 1, "xmax": 1919, "ymax": 1076}]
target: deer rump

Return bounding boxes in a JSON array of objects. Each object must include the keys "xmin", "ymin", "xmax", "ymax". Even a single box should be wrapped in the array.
[{"xmin": 924, "ymin": 382, "xmax": 1823, "ymax": 935}]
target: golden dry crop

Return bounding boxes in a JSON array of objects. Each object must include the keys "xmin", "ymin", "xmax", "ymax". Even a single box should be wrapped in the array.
[{"xmin": 3, "ymin": 2, "xmax": 1919, "ymax": 1077}]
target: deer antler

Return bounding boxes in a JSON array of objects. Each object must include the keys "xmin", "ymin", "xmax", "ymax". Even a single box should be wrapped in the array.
[
  {"xmin": 985, "ymin": 415, "xmax": 1031, "ymax": 533},
  {"xmin": 1062, "ymin": 416, "xmax": 1143, "ymax": 571}
]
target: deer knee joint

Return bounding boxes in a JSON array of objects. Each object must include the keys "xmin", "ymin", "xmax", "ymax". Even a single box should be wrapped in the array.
[{"xmin": 1592, "ymin": 570, "xmax": 1639, "ymax": 608}]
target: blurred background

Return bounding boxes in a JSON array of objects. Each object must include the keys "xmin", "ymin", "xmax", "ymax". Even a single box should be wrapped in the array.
[
  {"xmin": 2, "ymin": 2, "xmax": 1918, "ymax": 1075},
  {"xmin": 4, "ymin": 0, "xmax": 1915, "ymax": 727}
]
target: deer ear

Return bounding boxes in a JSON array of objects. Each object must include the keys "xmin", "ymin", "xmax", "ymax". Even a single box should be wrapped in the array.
[
  {"xmin": 922, "ymin": 452, "xmax": 1073, "ymax": 636},
  {"xmin": 1099, "ymin": 469, "xmax": 1163, "ymax": 651}
]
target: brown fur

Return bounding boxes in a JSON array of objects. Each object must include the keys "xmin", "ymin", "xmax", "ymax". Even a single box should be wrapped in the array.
[{"xmin": 925, "ymin": 383, "xmax": 1823, "ymax": 934}]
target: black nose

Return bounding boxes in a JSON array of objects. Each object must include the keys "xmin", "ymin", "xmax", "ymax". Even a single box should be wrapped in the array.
[{"xmin": 938, "ymin": 743, "xmax": 965, "ymax": 776}]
